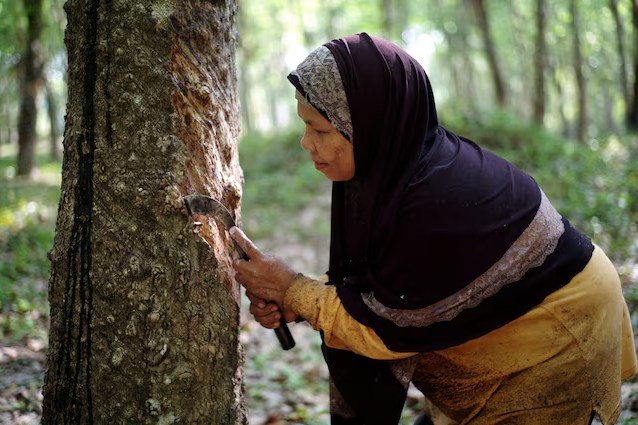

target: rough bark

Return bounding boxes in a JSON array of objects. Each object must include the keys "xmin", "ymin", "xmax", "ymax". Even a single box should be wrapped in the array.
[
  {"xmin": 533, "ymin": 0, "xmax": 547, "ymax": 125},
  {"xmin": 471, "ymin": 0, "xmax": 506, "ymax": 107},
  {"xmin": 42, "ymin": 0, "xmax": 246, "ymax": 424},
  {"xmin": 570, "ymin": 0, "xmax": 587, "ymax": 142},
  {"xmin": 16, "ymin": 0, "xmax": 44, "ymax": 176}
]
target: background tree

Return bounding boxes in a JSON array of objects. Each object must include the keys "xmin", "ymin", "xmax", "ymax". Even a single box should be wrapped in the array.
[
  {"xmin": 44, "ymin": 79, "xmax": 61, "ymax": 161},
  {"xmin": 570, "ymin": 0, "xmax": 588, "ymax": 142},
  {"xmin": 627, "ymin": 0, "xmax": 638, "ymax": 130},
  {"xmin": 380, "ymin": 0, "xmax": 408, "ymax": 41},
  {"xmin": 609, "ymin": 0, "xmax": 629, "ymax": 107},
  {"xmin": 470, "ymin": 0, "xmax": 506, "ymax": 107},
  {"xmin": 16, "ymin": 0, "xmax": 44, "ymax": 176},
  {"xmin": 533, "ymin": 0, "xmax": 548, "ymax": 124},
  {"xmin": 42, "ymin": 0, "xmax": 246, "ymax": 423}
]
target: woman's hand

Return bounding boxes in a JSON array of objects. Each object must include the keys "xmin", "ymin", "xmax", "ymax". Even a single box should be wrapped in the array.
[
  {"xmin": 246, "ymin": 292, "xmax": 288, "ymax": 329},
  {"xmin": 230, "ymin": 227, "xmax": 298, "ymax": 322}
]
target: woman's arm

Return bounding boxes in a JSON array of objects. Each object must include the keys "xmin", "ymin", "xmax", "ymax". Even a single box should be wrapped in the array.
[
  {"xmin": 285, "ymin": 274, "xmax": 416, "ymax": 360},
  {"xmin": 231, "ymin": 227, "xmax": 414, "ymax": 360}
]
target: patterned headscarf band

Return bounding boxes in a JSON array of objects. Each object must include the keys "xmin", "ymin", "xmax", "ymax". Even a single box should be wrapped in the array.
[{"xmin": 289, "ymin": 46, "xmax": 353, "ymax": 141}]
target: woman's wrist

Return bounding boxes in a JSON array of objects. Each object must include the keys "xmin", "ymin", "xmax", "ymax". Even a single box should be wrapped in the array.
[{"xmin": 282, "ymin": 273, "xmax": 306, "ymax": 312}]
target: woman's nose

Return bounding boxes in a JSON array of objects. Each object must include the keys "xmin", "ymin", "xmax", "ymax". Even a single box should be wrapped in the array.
[{"xmin": 300, "ymin": 133, "xmax": 315, "ymax": 152}]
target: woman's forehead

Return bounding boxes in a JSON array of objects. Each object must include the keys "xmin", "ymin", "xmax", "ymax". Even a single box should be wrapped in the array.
[{"xmin": 297, "ymin": 99, "xmax": 330, "ymax": 125}]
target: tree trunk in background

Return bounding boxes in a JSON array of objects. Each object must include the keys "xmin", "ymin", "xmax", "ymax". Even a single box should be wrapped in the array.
[
  {"xmin": 436, "ymin": 0, "xmax": 477, "ymax": 107},
  {"xmin": 533, "ymin": 0, "xmax": 547, "ymax": 125},
  {"xmin": 627, "ymin": 0, "xmax": 638, "ymax": 130},
  {"xmin": 570, "ymin": 0, "xmax": 587, "ymax": 142},
  {"xmin": 320, "ymin": 0, "xmax": 338, "ymax": 40},
  {"xmin": 0, "ymin": 86, "xmax": 10, "ymax": 156},
  {"xmin": 471, "ymin": 0, "xmax": 506, "ymax": 107},
  {"xmin": 506, "ymin": 3, "xmax": 532, "ymax": 118},
  {"xmin": 551, "ymin": 68, "xmax": 572, "ymax": 138},
  {"xmin": 44, "ymin": 80, "xmax": 61, "ymax": 161},
  {"xmin": 42, "ymin": 0, "xmax": 246, "ymax": 423},
  {"xmin": 381, "ymin": 0, "xmax": 393, "ymax": 39},
  {"xmin": 381, "ymin": 0, "xmax": 408, "ymax": 42},
  {"xmin": 609, "ymin": 0, "xmax": 629, "ymax": 105},
  {"xmin": 16, "ymin": 0, "xmax": 44, "ymax": 176}
]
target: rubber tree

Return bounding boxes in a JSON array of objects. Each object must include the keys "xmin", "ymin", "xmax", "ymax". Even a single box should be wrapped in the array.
[
  {"xmin": 570, "ymin": 0, "xmax": 588, "ymax": 142},
  {"xmin": 471, "ymin": 0, "xmax": 507, "ymax": 107},
  {"xmin": 533, "ymin": 0, "xmax": 548, "ymax": 125},
  {"xmin": 627, "ymin": 0, "xmax": 638, "ymax": 131},
  {"xmin": 16, "ymin": 0, "xmax": 44, "ymax": 176},
  {"xmin": 42, "ymin": 0, "xmax": 246, "ymax": 423}
]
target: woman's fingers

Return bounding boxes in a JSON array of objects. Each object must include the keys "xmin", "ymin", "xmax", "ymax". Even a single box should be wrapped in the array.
[
  {"xmin": 246, "ymin": 291, "xmax": 268, "ymax": 309},
  {"xmin": 230, "ymin": 227, "xmax": 261, "ymax": 259},
  {"xmin": 230, "ymin": 227, "xmax": 297, "ymax": 307},
  {"xmin": 249, "ymin": 301, "xmax": 280, "ymax": 318},
  {"xmin": 249, "ymin": 301, "xmax": 282, "ymax": 328}
]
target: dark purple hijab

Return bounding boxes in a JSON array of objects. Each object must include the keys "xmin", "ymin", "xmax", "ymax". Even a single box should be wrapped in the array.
[{"xmin": 288, "ymin": 33, "xmax": 592, "ymax": 352}]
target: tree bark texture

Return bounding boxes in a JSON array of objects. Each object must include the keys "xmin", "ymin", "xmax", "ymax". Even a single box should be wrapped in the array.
[
  {"xmin": 42, "ymin": 1, "xmax": 246, "ymax": 424},
  {"xmin": 533, "ymin": 0, "xmax": 547, "ymax": 125},
  {"xmin": 471, "ymin": 0, "xmax": 506, "ymax": 107},
  {"xmin": 570, "ymin": 0, "xmax": 587, "ymax": 142},
  {"xmin": 16, "ymin": 0, "xmax": 44, "ymax": 176}
]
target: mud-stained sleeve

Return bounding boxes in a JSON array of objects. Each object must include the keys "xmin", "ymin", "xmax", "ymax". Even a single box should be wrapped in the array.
[{"xmin": 284, "ymin": 274, "xmax": 416, "ymax": 360}]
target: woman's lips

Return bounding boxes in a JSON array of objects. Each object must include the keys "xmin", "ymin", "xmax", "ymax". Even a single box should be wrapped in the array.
[{"xmin": 314, "ymin": 161, "xmax": 328, "ymax": 170}]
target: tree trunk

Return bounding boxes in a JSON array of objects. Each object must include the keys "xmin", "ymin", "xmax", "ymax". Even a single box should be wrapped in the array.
[
  {"xmin": 533, "ymin": 0, "xmax": 547, "ymax": 125},
  {"xmin": 570, "ymin": 0, "xmax": 587, "ymax": 142},
  {"xmin": 16, "ymin": 0, "xmax": 44, "ymax": 176},
  {"xmin": 627, "ymin": 0, "xmax": 638, "ymax": 130},
  {"xmin": 435, "ymin": 0, "xmax": 476, "ymax": 107},
  {"xmin": 381, "ymin": 0, "xmax": 407, "ymax": 41},
  {"xmin": 42, "ymin": 1, "xmax": 246, "ymax": 424},
  {"xmin": 45, "ymin": 79, "xmax": 61, "ymax": 161},
  {"xmin": 0, "ymin": 85, "xmax": 10, "ymax": 156},
  {"xmin": 471, "ymin": 0, "xmax": 506, "ymax": 107},
  {"xmin": 551, "ymin": 67, "xmax": 572, "ymax": 138},
  {"xmin": 609, "ymin": 0, "xmax": 629, "ymax": 103}
]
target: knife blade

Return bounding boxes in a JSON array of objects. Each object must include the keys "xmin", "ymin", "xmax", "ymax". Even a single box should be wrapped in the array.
[{"xmin": 183, "ymin": 194, "xmax": 296, "ymax": 350}]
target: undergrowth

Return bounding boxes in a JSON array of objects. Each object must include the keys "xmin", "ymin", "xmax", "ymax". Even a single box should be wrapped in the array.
[{"xmin": 0, "ymin": 150, "xmax": 60, "ymax": 344}]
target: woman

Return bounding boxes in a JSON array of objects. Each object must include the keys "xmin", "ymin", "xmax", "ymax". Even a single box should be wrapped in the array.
[{"xmin": 231, "ymin": 33, "xmax": 637, "ymax": 425}]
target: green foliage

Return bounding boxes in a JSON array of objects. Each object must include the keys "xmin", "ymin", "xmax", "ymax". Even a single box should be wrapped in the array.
[
  {"xmin": 0, "ymin": 151, "xmax": 59, "ymax": 343},
  {"xmin": 239, "ymin": 128, "xmax": 331, "ymax": 241}
]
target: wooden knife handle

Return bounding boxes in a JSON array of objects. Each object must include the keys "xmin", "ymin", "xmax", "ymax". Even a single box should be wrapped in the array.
[
  {"xmin": 235, "ymin": 234, "xmax": 295, "ymax": 350},
  {"xmin": 274, "ymin": 319, "xmax": 295, "ymax": 350}
]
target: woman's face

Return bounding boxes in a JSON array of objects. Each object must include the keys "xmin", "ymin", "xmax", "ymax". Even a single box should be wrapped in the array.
[{"xmin": 297, "ymin": 100, "xmax": 355, "ymax": 181}]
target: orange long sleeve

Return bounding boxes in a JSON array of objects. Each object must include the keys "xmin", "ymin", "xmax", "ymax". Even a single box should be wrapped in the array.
[{"xmin": 284, "ymin": 274, "xmax": 415, "ymax": 360}]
